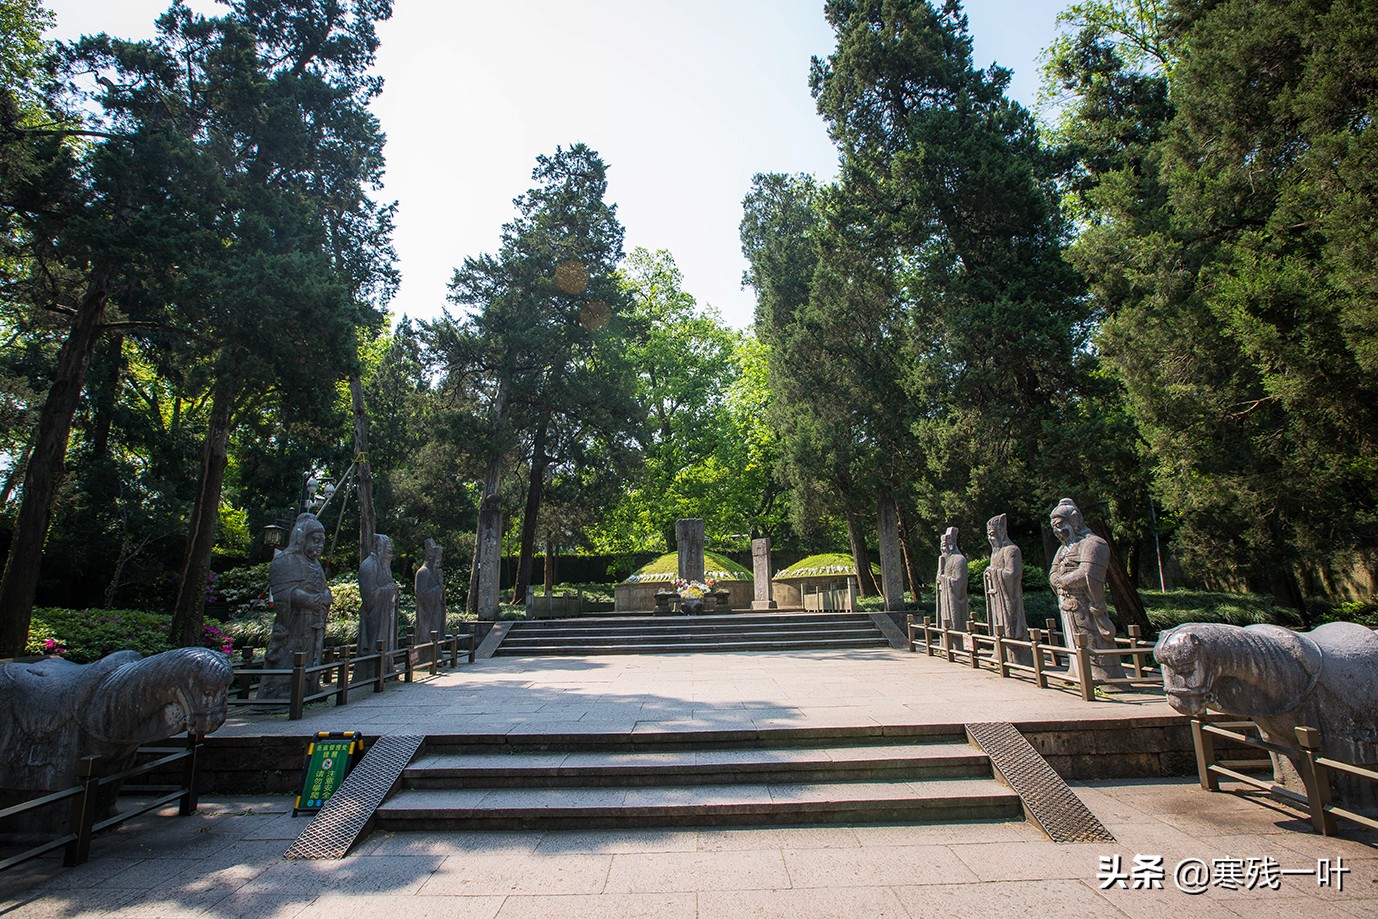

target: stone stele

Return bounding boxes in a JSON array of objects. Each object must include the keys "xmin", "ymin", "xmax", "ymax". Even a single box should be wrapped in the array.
[
  {"xmin": 675, "ymin": 518, "xmax": 706, "ymax": 584},
  {"xmin": 1048, "ymin": 498, "xmax": 1125, "ymax": 682},
  {"xmin": 0, "ymin": 647, "xmax": 232, "ymax": 839},
  {"xmin": 751, "ymin": 537, "xmax": 776, "ymax": 610},
  {"xmin": 1156, "ymin": 621, "xmax": 1378, "ymax": 811}
]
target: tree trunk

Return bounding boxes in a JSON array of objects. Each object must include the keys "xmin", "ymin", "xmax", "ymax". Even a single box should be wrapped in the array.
[
  {"xmin": 512, "ymin": 432, "xmax": 548, "ymax": 611},
  {"xmin": 86, "ymin": 333, "xmax": 124, "ymax": 461},
  {"xmin": 1040, "ymin": 523, "xmax": 1059, "ymax": 574},
  {"xmin": 845, "ymin": 508, "xmax": 879, "ymax": 597},
  {"xmin": 473, "ymin": 378, "xmax": 508, "ymax": 621},
  {"xmin": 895, "ymin": 504, "xmax": 923, "ymax": 600},
  {"xmin": 1269, "ymin": 567, "xmax": 1309, "ymax": 627},
  {"xmin": 543, "ymin": 539, "xmax": 555, "ymax": 595},
  {"xmin": 876, "ymin": 491, "xmax": 905, "ymax": 611},
  {"xmin": 0, "ymin": 271, "xmax": 111, "ymax": 657},
  {"xmin": 169, "ymin": 382, "xmax": 234, "ymax": 647},
  {"xmin": 511, "ymin": 422, "xmax": 549, "ymax": 605},
  {"xmin": 350, "ymin": 375, "xmax": 376, "ymax": 565},
  {"xmin": 466, "ymin": 536, "xmax": 481, "ymax": 617},
  {"xmin": 474, "ymin": 480, "xmax": 503, "ymax": 620},
  {"xmin": 1087, "ymin": 518, "xmax": 1153, "ymax": 636}
]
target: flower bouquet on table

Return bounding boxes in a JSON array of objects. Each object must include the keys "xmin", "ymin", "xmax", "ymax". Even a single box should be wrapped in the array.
[{"xmin": 673, "ymin": 577, "xmax": 716, "ymax": 614}]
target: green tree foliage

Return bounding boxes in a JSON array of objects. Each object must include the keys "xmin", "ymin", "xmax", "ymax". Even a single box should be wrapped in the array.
[
  {"xmin": 811, "ymin": 0, "xmax": 1093, "ymax": 535},
  {"xmin": 1047, "ymin": 0, "xmax": 1378, "ymax": 607},
  {"xmin": 164, "ymin": 0, "xmax": 397, "ymax": 645},
  {"xmin": 432, "ymin": 144, "xmax": 635, "ymax": 615},
  {"xmin": 741, "ymin": 175, "xmax": 896, "ymax": 592},
  {"xmin": 587, "ymin": 249, "xmax": 778, "ymax": 553},
  {"xmin": 0, "ymin": 1, "xmax": 396, "ymax": 654}
]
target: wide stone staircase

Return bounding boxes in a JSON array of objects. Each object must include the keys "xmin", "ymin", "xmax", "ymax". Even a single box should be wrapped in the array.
[
  {"xmin": 493, "ymin": 612, "xmax": 892, "ymax": 656},
  {"xmin": 372, "ymin": 726, "xmax": 1022, "ymax": 831}
]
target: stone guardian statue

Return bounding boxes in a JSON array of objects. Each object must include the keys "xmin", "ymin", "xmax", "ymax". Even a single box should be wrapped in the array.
[
  {"xmin": 1048, "ymin": 499, "xmax": 1125, "ymax": 681},
  {"xmin": 414, "ymin": 539, "xmax": 446, "ymax": 647},
  {"xmin": 2, "ymin": 647, "xmax": 232, "ymax": 838},
  {"xmin": 984, "ymin": 513, "xmax": 1032, "ymax": 666},
  {"xmin": 1156, "ymin": 621, "xmax": 1378, "ymax": 811},
  {"xmin": 936, "ymin": 527, "xmax": 969, "ymax": 646},
  {"xmin": 261, "ymin": 513, "xmax": 332, "ymax": 700},
  {"xmin": 359, "ymin": 533, "xmax": 399, "ymax": 679}
]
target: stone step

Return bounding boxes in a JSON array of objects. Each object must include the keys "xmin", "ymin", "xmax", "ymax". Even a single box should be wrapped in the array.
[
  {"xmin": 492, "ymin": 636, "xmax": 892, "ymax": 656},
  {"xmin": 402, "ymin": 742, "xmax": 992, "ymax": 788},
  {"xmin": 374, "ymin": 778, "xmax": 1022, "ymax": 830},
  {"xmin": 420, "ymin": 724, "xmax": 971, "ymax": 753},
  {"xmin": 496, "ymin": 612, "xmax": 890, "ymax": 657},
  {"xmin": 508, "ymin": 614, "xmax": 878, "ymax": 630},
  {"xmin": 498, "ymin": 626, "xmax": 886, "ymax": 644},
  {"xmin": 504, "ymin": 620, "xmax": 879, "ymax": 637}
]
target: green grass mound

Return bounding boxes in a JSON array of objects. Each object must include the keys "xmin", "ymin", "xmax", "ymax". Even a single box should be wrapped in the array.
[
  {"xmin": 1140, "ymin": 589, "xmax": 1304, "ymax": 630},
  {"xmin": 775, "ymin": 552, "xmax": 880, "ymax": 579},
  {"xmin": 623, "ymin": 551, "xmax": 750, "ymax": 583}
]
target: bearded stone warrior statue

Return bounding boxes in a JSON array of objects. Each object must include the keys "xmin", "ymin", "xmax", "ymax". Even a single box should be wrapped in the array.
[
  {"xmin": 1048, "ymin": 499, "xmax": 1124, "ymax": 681},
  {"xmin": 261, "ymin": 513, "xmax": 332, "ymax": 700}
]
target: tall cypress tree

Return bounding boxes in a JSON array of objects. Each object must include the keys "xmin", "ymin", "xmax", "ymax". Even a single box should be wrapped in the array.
[{"xmin": 809, "ymin": 0, "xmax": 1096, "ymax": 544}]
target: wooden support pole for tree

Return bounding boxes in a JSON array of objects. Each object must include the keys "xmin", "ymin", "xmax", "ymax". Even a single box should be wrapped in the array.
[{"xmin": 350, "ymin": 376, "xmax": 376, "ymax": 566}]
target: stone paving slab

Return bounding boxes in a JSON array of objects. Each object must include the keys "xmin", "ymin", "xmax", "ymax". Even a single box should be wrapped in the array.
[
  {"xmin": 4, "ymin": 779, "xmax": 1376, "ymax": 917},
  {"xmin": 4, "ymin": 648, "xmax": 1377, "ymax": 917},
  {"xmin": 213, "ymin": 648, "xmax": 1174, "ymax": 738}
]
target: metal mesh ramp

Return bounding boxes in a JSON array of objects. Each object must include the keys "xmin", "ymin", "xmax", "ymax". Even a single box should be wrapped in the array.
[
  {"xmin": 966, "ymin": 721, "xmax": 1115, "ymax": 844},
  {"xmin": 285, "ymin": 734, "xmax": 424, "ymax": 860}
]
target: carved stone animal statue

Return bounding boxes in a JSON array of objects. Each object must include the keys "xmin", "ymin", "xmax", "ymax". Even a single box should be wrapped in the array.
[
  {"xmin": 1155, "ymin": 622, "xmax": 1378, "ymax": 811},
  {"xmin": 0, "ymin": 647, "xmax": 233, "ymax": 839}
]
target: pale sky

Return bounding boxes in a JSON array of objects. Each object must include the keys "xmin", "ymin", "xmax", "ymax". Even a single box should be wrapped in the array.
[{"xmin": 42, "ymin": 0, "xmax": 1069, "ymax": 329}]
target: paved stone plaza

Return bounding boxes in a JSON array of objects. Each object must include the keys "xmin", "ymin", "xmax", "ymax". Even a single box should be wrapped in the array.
[{"xmin": 3, "ymin": 648, "xmax": 1375, "ymax": 917}]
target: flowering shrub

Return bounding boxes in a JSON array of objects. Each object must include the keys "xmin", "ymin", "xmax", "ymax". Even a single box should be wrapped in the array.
[
  {"xmin": 24, "ymin": 620, "xmax": 63, "ymax": 656},
  {"xmin": 27, "ymin": 608, "xmax": 233, "ymax": 663},
  {"xmin": 202, "ymin": 624, "xmax": 234, "ymax": 654}
]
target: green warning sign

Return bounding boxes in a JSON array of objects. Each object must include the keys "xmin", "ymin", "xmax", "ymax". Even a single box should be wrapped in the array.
[{"xmin": 294, "ymin": 731, "xmax": 363, "ymax": 816}]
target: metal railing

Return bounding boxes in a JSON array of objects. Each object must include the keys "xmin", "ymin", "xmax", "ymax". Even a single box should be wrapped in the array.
[
  {"xmin": 907, "ymin": 614, "xmax": 1163, "ymax": 702},
  {"xmin": 1190, "ymin": 716, "xmax": 1378, "ymax": 837},
  {"xmin": 0, "ymin": 733, "xmax": 203, "ymax": 872},
  {"xmin": 228, "ymin": 627, "xmax": 476, "ymax": 720}
]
